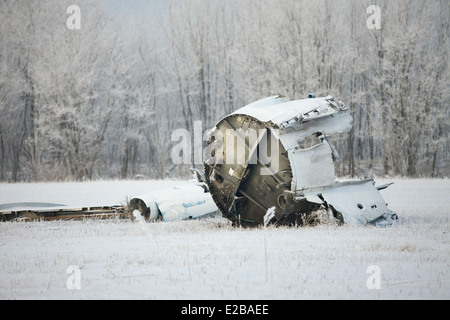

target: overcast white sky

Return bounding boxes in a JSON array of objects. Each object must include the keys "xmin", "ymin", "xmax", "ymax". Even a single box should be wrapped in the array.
[{"xmin": 107, "ymin": 0, "xmax": 168, "ymax": 28}]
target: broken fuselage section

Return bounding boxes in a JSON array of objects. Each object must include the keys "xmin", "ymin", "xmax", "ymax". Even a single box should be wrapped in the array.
[
  {"xmin": 128, "ymin": 181, "xmax": 220, "ymax": 223},
  {"xmin": 204, "ymin": 94, "xmax": 397, "ymax": 227}
]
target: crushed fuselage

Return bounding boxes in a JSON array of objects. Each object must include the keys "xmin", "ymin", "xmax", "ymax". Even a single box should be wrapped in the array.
[{"xmin": 203, "ymin": 94, "xmax": 396, "ymax": 227}]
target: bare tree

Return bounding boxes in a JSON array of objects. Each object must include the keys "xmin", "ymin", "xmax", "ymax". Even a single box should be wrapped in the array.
[{"xmin": 0, "ymin": 0, "xmax": 447, "ymax": 181}]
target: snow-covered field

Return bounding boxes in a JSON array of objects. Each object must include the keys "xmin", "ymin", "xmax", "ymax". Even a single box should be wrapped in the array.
[{"xmin": 0, "ymin": 178, "xmax": 448, "ymax": 300}]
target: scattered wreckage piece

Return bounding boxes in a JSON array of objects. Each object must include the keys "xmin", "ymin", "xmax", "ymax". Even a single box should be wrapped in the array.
[
  {"xmin": 203, "ymin": 94, "xmax": 397, "ymax": 227},
  {"xmin": 0, "ymin": 203, "xmax": 131, "ymax": 222},
  {"xmin": 128, "ymin": 178, "xmax": 220, "ymax": 222},
  {"xmin": 0, "ymin": 178, "xmax": 220, "ymax": 223}
]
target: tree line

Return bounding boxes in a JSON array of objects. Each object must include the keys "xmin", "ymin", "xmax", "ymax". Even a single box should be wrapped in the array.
[{"xmin": 0, "ymin": 0, "xmax": 448, "ymax": 182}]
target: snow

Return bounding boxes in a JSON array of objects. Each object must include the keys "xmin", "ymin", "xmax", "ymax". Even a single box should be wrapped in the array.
[{"xmin": 0, "ymin": 178, "xmax": 449, "ymax": 299}]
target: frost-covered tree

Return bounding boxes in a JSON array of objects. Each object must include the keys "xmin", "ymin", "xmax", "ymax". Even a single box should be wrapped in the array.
[
  {"xmin": 0, "ymin": 0, "xmax": 447, "ymax": 181},
  {"xmin": 0, "ymin": 1, "xmax": 125, "ymax": 180}
]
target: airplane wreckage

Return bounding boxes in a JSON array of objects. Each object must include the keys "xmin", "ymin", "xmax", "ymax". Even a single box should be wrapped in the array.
[{"xmin": 0, "ymin": 94, "xmax": 397, "ymax": 227}]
